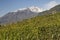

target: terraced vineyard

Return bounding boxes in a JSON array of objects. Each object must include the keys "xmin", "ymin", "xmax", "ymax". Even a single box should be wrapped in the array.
[{"xmin": 0, "ymin": 13, "xmax": 60, "ymax": 40}]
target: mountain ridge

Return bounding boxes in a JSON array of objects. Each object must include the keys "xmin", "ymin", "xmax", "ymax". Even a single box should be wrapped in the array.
[
  {"xmin": 38, "ymin": 4, "xmax": 60, "ymax": 16},
  {"xmin": 13, "ymin": 6, "xmax": 43, "ymax": 13},
  {"xmin": 0, "ymin": 6, "xmax": 42, "ymax": 24}
]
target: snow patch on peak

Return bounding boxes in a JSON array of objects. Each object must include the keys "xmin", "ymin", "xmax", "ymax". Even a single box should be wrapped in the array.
[
  {"xmin": 29, "ymin": 6, "xmax": 43, "ymax": 13},
  {"xmin": 13, "ymin": 8, "xmax": 27, "ymax": 12},
  {"xmin": 19, "ymin": 8, "xmax": 27, "ymax": 10}
]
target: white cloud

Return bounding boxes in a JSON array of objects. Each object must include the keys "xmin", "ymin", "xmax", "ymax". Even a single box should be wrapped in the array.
[{"xmin": 44, "ymin": 1, "xmax": 58, "ymax": 10}]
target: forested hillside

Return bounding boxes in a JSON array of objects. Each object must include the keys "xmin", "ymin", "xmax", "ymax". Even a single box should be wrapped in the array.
[{"xmin": 0, "ymin": 12, "xmax": 60, "ymax": 40}]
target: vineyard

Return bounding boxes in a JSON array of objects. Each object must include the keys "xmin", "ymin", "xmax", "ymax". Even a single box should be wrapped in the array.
[{"xmin": 0, "ymin": 13, "xmax": 60, "ymax": 40}]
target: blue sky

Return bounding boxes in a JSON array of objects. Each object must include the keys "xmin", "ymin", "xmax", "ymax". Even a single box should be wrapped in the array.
[{"xmin": 0, "ymin": 0, "xmax": 60, "ymax": 17}]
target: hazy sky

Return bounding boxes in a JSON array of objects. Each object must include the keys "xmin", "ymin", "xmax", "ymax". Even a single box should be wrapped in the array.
[{"xmin": 0, "ymin": 0, "xmax": 60, "ymax": 17}]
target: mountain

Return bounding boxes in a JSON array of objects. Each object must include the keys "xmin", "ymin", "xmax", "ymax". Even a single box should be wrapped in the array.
[
  {"xmin": 38, "ymin": 4, "xmax": 60, "ymax": 15},
  {"xmin": 0, "ymin": 4, "xmax": 60, "ymax": 24},
  {"xmin": 0, "ymin": 4, "xmax": 60, "ymax": 40},
  {"xmin": 0, "ymin": 6, "xmax": 43, "ymax": 24}
]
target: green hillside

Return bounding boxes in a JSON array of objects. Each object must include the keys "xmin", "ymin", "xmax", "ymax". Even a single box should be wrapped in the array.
[{"xmin": 0, "ymin": 13, "xmax": 60, "ymax": 40}]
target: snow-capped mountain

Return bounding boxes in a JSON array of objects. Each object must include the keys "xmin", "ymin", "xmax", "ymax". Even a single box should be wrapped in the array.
[
  {"xmin": 0, "ymin": 4, "xmax": 60, "ymax": 24},
  {"xmin": 0, "ymin": 6, "xmax": 43, "ymax": 24}
]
